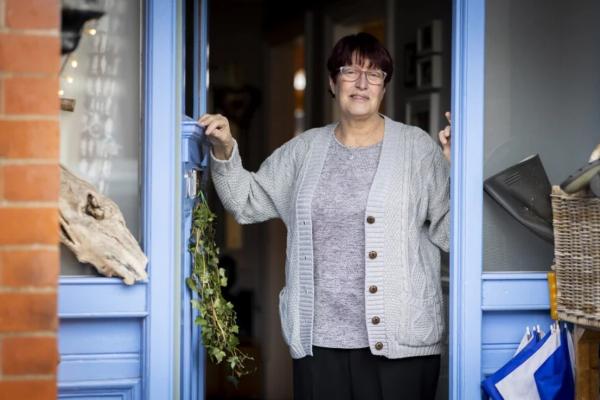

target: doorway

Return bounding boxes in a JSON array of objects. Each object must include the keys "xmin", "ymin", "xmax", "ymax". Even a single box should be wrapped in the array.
[{"xmin": 200, "ymin": 0, "xmax": 452, "ymax": 398}]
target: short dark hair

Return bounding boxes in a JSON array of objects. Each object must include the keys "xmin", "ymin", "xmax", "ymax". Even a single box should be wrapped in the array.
[{"xmin": 327, "ymin": 32, "xmax": 394, "ymax": 86}]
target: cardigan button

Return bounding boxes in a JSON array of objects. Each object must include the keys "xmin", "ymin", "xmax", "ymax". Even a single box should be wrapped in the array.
[
  {"xmin": 375, "ymin": 342, "xmax": 384, "ymax": 350},
  {"xmin": 368, "ymin": 251, "xmax": 378, "ymax": 259},
  {"xmin": 366, "ymin": 215, "xmax": 375, "ymax": 224},
  {"xmin": 369, "ymin": 285, "xmax": 378, "ymax": 294},
  {"xmin": 371, "ymin": 316, "xmax": 380, "ymax": 325}
]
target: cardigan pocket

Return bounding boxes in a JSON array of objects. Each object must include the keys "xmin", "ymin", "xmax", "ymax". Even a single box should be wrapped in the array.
[
  {"xmin": 278, "ymin": 286, "xmax": 292, "ymax": 345},
  {"xmin": 396, "ymin": 295, "xmax": 442, "ymax": 347}
]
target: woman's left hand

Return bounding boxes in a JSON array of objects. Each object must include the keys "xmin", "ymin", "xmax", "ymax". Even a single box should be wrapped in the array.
[{"xmin": 438, "ymin": 111, "xmax": 451, "ymax": 162}]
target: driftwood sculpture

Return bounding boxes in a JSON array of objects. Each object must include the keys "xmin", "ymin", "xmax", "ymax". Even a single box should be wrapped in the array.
[{"xmin": 59, "ymin": 165, "xmax": 148, "ymax": 285}]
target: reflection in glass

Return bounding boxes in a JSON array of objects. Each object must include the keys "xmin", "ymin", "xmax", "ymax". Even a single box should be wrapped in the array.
[{"xmin": 60, "ymin": 0, "xmax": 141, "ymax": 276}]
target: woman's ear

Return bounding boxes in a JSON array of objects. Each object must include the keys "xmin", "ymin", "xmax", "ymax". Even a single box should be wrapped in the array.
[{"xmin": 329, "ymin": 77, "xmax": 336, "ymax": 98}]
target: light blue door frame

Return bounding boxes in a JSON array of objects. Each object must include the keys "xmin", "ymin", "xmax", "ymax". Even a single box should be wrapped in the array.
[
  {"xmin": 143, "ymin": 0, "xmax": 180, "ymax": 398},
  {"xmin": 449, "ymin": 0, "xmax": 486, "ymax": 397},
  {"xmin": 58, "ymin": 0, "xmax": 554, "ymax": 398},
  {"xmin": 450, "ymin": 1, "xmax": 552, "ymax": 398}
]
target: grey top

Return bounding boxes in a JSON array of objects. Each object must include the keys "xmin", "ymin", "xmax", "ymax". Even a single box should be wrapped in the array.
[
  {"xmin": 312, "ymin": 135, "xmax": 382, "ymax": 348},
  {"xmin": 210, "ymin": 116, "xmax": 449, "ymax": 359}
]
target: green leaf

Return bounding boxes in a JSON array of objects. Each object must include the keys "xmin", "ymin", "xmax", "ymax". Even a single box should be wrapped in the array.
[
  {"xmin": 228, "ymin": 336, "xmax": 239, "ymax": 347},
  {"xmin": 200, "ymin": 273, "xmax": 210, "ymax": 284},
  {"xmin": 186, "ymin": 278, "xmax": 197, "ymax": 291},
  {"xmin": 212, "ymin": 348, "xmax": 226, "ymax": 363}
]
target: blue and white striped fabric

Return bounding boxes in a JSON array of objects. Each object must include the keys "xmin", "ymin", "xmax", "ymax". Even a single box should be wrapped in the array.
[
  {"xmin": 482, "ymin": 328, "xmax": 543, "ymax": 399},
  {"xmin": 533, "ymin": 326, "xmax": 575, "ymax": 400},
  {"xmin": 482, "ymin": 324, "xmax": 574, "ymax": 400}
]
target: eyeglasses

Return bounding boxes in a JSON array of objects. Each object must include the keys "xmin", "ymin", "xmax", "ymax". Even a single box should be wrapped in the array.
[{"xmin": 338, "ymin": 66, "xmax": 387, "ymax": 85}]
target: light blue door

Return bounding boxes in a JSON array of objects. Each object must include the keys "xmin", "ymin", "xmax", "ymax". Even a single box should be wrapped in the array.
[
  {"xmin": 450, "ymin": 0, "xmax": 600, "ymax": 398},
  {"xmin": 58, "ymin": 1, "xmax": 179, "ymax": 399},
  {"xmin": 451, "ymin": 1, "xmax": 552, "ymax": 398}
]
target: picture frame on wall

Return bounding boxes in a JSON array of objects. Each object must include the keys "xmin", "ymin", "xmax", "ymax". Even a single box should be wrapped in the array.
[
  {"xmin": 416, "ymin": 54, "xmax": 442, "ymax": 89},
  {"xmin": 417, "ymin": 19, "xmax": 443, "ymax": 55},
  {"xmin": 405, "ymin": 92, "xmax": 440, "ymax": 138}
]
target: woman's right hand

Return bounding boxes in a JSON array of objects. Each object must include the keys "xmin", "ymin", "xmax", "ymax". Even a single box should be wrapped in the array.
[
  {"xmin": 438, "ymin": 111, "xmax": 451, "ymax": 162},
  {"xmin": 198, "ymin": 113, "xmax": 235, "ymax": 160}
]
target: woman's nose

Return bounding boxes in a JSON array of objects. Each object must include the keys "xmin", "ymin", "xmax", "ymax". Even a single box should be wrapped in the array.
[{"xmin": 354, "ymin": 72, "xmax": 368, "ymax": 89}]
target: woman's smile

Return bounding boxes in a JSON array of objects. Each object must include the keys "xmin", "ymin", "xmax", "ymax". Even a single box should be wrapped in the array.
[{"xmin": 349, "ymin": 94, "xmax": 369, "ymax": 101}]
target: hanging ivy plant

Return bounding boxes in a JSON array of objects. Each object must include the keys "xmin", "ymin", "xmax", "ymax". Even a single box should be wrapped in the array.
[{"xmin": 186, "ymin": 191, "xmax": 253, "ymax": 384}]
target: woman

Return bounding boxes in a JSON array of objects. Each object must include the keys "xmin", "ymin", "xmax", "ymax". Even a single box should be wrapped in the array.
[{"xmin": 199, "ymin": 32, "xmax": 451, "ymax": 400}]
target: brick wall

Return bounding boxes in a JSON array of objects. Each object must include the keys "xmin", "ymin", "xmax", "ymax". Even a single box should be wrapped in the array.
[{"xmin": 0, "ymin": 0, "xmax": 61, "ymax": 398}]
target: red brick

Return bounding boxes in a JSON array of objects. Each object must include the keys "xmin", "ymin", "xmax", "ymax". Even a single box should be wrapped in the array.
[
  {"xmin": 0, "ymin": 34, "xmax": 60, "ymax": 74},
  {"xmin": 4, "ymin": 76, "xmax": 59, "ymax": 115},
  {"xmin": 2, "ymin": 164, "xmax": 60, "ymax": 201},
  {"xmin": 0, "ymin": 79, "xmax": 4, "ymax": 113},
  {"xmin": 0, "ymin": 293, "xmax": 57, "ymax": 332},
  {"xmin": 0, "ymin": 250, "xmax": 59, "ymax": 287},
  {"xmin": 0, "ymin": 208, "xmax": 59, "ymax": 245},
  {"xmin": 0, "ymin": 380, "xmax": 56, "ymax": 400},
  {"xmin": 0, "ymin": 165, "xmax": 4, "ymax": 200},
  {"xmin": 5, "ymin": 0, "xmax": 60, "ymax": 30},
  {"xmin": 2, "ymin": 336, "xmax": 57, "ymax": 375},
  {"xmin": 0, "ymin": 120, "xmax": 60, "ymax": 159}
]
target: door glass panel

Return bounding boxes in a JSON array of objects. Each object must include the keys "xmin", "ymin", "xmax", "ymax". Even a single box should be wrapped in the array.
[
  {"xmin": 59, "ymin": 0, "xmax": 142, "ymax": 275},
  {"xmin": 483, "ymin": 0, "xmax": 600, "ymax": 271}
]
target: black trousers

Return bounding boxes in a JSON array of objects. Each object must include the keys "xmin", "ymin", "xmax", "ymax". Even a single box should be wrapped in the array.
[{"xmin": 293, "ymin": 346, "xmax": 440, "ymax": 400}]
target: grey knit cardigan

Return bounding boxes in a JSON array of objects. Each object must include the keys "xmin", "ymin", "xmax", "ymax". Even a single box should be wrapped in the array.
[{"xmin": 210, "ymin": 115, "xmax": 450, "ymax": 359}]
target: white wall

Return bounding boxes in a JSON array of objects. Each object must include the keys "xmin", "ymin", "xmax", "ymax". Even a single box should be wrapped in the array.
[{"xmin": 484, "ymin": 0, "xmax": 600, "ymax": 271}]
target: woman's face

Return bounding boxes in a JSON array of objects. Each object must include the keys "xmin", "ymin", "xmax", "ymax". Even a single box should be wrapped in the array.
[{"xmin": 329, "ymin": 55, "xmax": 386, "ymax": 121}]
